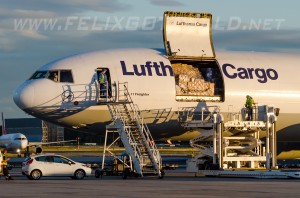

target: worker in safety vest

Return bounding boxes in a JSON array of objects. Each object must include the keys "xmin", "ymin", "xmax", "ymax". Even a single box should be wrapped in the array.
[
  {"xmin": 1, "ymin": 149, "xmax": 13, "ymax": 180},
  {"xmin": 98, "ymin": 69, "xmax": 108, "ymax": 98},
  {"xmin": 245, "ymin": 95, "xmax": 255, "ymax": 121}
]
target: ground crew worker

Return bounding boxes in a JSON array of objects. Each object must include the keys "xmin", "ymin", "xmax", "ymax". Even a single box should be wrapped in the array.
[
  {"xmin": 98, "ymin": 69, "xmax": 108, "ymax": 98},
  {"xmin": 245, "ymin": 95, "xmax": 254, "ymax": 121},
  {"xmin": 1, "ymin": 149, "xmax": 13, "ymax": 180},
  {"xmin": 150, "ymin": 139, "xmax": 154, "ymax": 146}
]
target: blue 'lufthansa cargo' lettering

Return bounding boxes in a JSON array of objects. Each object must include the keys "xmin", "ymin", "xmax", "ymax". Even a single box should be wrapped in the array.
[
  {"xmin": 121, "ymin": 61, "xmax": 134, "ymax": 75},
  {"xmin": 222, "ymin": 63, "xmax": 278, "ymax": 83},
  {"xmin": 121, "ymin": 61, "xmax": 174, "ymax": 77}
]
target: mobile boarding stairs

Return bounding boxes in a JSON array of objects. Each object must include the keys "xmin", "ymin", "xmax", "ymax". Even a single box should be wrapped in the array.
[{"xmin": 99, "ymin": 82, "xmax": 163, "ymax": 178}]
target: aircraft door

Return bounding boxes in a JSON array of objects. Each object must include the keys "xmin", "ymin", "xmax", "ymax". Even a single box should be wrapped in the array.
[
  {"xmin": 163, "ymin": 11, "xmax": 224, "ymax": 102},
  {"xmin": 163, "ymin": 11, "xmax": 215, "ymax": 60},
  {"xmin": 96, "ymin": 68, "xmax": 112, "ymax": 99}
]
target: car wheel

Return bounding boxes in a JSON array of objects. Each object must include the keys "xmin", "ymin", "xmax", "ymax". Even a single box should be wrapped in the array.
[
  {"xmin": 30, "ymin": 170, "xmax": 42, "ymax": 180},
  {"xmin": 74, "ymin": 169, "xmax": 85, "ymax": 180},
  {"xmin": 95, "ymin": 170, "xmax": 103, "ymax": 178},
  {"xmin": 158, "ymin": 170, "xmax": 165, "ymax": 179},
  {"xmin": 122, "ymin": 171, "xmax": 127, "ymax": 179}
]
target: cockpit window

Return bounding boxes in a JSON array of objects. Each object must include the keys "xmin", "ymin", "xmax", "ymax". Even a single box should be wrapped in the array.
[
  {"xmin": 30, "ymin": 71, "xmax": 48, "ymax": 79},
  {"xmin": 48, "ymin": 71, "xmax": 59, "ymax": 82},
  {"xmin": 29, "ymin": 70, "xmax": 74, "ymax": 83},
  {"xmin": 60, "ymin": 70, "xmax": 74, "ymax": 83}
]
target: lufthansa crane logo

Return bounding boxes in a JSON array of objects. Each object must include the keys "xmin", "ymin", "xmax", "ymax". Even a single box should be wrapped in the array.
[{"xmin": 61, "ymin": 90, "xmax": 74, "ymax": 102}]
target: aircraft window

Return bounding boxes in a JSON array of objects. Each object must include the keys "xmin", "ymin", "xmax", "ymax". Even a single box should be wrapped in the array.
[
  {"xmin": 29, "ymin": 70, "xmax": 73, "ymax": 83},
  {"xmin": 14, "ymin": 138, "xmax": 22, "ymax": 140},
  {"xmin": 48, "ymin": 71, "xmax": 59, "ymax": 82},
  {"xmin": 60, "ymin": 70, "xmax": 74, "ymax": 83},
  {"xmin": 30, "ymin": 71, "xmax": 48, "ymax": 80}
]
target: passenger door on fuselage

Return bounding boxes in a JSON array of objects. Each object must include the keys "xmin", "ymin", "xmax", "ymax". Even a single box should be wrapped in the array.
[{"xmin": 95, "ymin": 67, "xmax": 112, "ymax": 98}]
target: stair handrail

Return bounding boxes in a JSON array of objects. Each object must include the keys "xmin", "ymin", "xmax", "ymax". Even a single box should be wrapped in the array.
[
  {"xmin": 118, "ymin": 82, "xmax": 162, "ymax": 171},
  {"xmin": 107, "ymin": 100, "xmax": 145, "ymax": 171}
]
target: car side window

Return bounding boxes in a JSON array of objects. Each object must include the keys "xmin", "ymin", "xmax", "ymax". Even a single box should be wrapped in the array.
[
  {"xmin": 45, "ymin": 156, "xmax": 54, "ymax": 162},
  {"xmin": 62, "ymin": 157, "xmax": 74, "ymax": 164},
  {"xmin": 36, "ymin": 156, "xmax": 47, "ymax": 162},
  {"xmin": 53, "ymin": 156, "xmax": 64, "ymax": 164},
  {"xmin": 54, "ymin": 156, "xmax": 71, "ymax": 164}
]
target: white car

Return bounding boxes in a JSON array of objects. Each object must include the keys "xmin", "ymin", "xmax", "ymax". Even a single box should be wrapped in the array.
[{"xmin": 22, "ymin": 153, "xmax": 92, "ymax": 180}]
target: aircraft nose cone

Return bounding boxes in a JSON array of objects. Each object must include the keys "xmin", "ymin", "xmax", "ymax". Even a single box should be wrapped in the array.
[
  {"xmin": 21, "ymin": 140, "xmax": 28, "ymax": 150},
  {"xmin": 13, "ymin": 83, "xmax": 34, "ymax": 109}
]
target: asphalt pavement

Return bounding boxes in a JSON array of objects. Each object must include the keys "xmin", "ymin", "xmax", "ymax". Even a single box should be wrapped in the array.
[{"xmin": 1, "ymin": 169, "xmax": 300, "ymax": 198}]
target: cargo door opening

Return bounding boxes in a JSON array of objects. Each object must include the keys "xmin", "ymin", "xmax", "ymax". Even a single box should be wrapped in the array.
[
  {"xmin": 172, "ymin": 60, "xmax": 224, "ymax": 102},
  {"xmin": 163, "ymin": 11, "xmax": 224, "ymax": 102}
]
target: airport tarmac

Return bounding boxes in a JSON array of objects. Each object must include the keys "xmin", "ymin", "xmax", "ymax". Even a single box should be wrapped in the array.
[{"xmin": 1, "ymin": 170, "xmax": 300, "ymax": 198}]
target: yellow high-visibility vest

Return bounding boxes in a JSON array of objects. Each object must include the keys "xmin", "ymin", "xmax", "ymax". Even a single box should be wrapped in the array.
[
  {"xmin": 99, "ymin": 73, "xmax": 107, "ymax": 84},
  {"xmin": 2, "ymin": 154, "xmax": 7, "ymax": 166},
  {"xmin": 246, "ymin": 97, "xmax": 254, "ymax": 109}
]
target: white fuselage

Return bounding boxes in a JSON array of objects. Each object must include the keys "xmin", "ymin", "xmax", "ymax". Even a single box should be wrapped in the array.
[
  {"xmin": 13, "ymin": 48, "xmax": 300, "ymax": 141},
  {"xmin": 0, "ymin": 133, "xmax": 28, "ymax": 152}
]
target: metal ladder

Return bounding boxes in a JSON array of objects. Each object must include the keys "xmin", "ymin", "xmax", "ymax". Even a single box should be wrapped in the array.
[{"xmin": 106, "ymin": 82, "xmax": 162, "ymax": 178}]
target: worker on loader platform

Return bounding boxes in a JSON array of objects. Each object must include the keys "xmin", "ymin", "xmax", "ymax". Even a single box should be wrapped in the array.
[{"xmin": 245, "ymin": 95, "xmax": 254, "ymax": 121}]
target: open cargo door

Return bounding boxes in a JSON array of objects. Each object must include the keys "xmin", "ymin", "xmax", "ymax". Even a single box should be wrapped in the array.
[
  {"xmin": 163, "ymin": 11, "xmax": 224, "ymax": 102},
  {"xmin": 163, "ymin": 11, "xmax": 215, "ymax": 60}
]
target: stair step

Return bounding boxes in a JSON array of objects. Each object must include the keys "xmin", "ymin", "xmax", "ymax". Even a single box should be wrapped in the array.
[
  {"xmin": 131, "ymin": 136, "xmax": 141, "ymax": 139},
  {"xmin": 107, "ymin": 87, "xmax": 161, "ymax": 176},
  {"xmin": 131, "ymin": 130, "xmax": 140, "ymax": 133}
]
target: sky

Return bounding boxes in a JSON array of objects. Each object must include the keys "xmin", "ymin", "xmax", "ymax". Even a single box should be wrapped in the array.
[{"xmin": 1, "ymin": 0, "xmax": 300, "ymax": 118}]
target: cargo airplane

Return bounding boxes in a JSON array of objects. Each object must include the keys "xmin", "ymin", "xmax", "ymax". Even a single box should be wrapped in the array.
[{"xmin": 12, "ymin": 12, "xmax": 300, "ymax": 152}]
